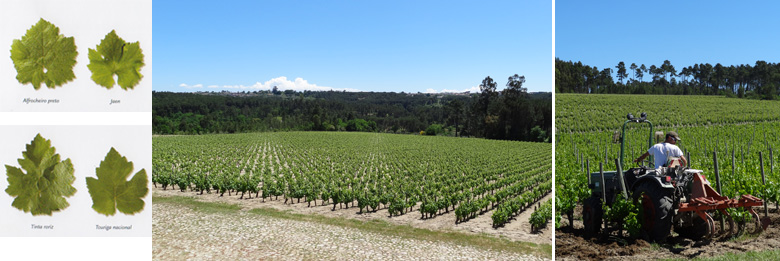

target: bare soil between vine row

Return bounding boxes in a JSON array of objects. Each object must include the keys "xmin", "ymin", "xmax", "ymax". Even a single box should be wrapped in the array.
[
  {"xmin": 153, "ymin": 187, "xmax": 552, "ymax": 246},
  {"xmin": 556, "ymin": 205, "xmax": 780, "ymax": 260}
]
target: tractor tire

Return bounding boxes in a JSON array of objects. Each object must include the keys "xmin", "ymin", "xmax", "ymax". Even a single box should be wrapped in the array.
[
  {"xmin": 582, "ymin": 196, "xmax": 603, "ymax": 238},
  {"xmin": 676, "ymin": 215, "xmax": 709, "ymax": 240},
  {"xmin": 632, "ymin": 182, "xmax": 673, "ymax": 242}
]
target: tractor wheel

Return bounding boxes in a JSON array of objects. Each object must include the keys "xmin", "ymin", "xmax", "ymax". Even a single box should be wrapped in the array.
[
  {"xmin": 582, "ymin": 196, "xmax": 602, "ymax": 238},
  {"xmin": 633, "ymin": 182, "xmax": 673, "ymax": 242},
  {"xmin": 677, "ymin": 215, "xmax": 709, "ymax": 240}
]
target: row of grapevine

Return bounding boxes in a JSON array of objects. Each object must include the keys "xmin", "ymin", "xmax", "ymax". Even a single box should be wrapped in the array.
[
  {"xmin": 490, "ymin": 180, "xmax": 552, "ymax": 227},
  {"xmin": 529, "ymin": 198, "xmax": 553, "ymax": 231}
]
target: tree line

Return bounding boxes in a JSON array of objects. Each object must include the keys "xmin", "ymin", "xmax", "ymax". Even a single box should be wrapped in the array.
[
  {"xmin": 153, "ymin": 75, "xmax": 551, "ymax": 142},
  {"xmin": 556, "ymin": 58, "xmax": 780, "ymax": 100}
]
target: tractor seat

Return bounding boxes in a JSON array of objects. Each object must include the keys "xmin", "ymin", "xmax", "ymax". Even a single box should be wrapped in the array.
[{"xmin": 666, "ymin": 157, "xmax": 685, "ymax": 168}]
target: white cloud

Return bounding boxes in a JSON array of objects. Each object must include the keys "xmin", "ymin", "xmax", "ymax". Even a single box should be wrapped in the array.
[
  {"xmin": 179, "ymin": 77, "xmax": 361, "ymax": 92},
  {"xmin": 179, "ymin": 83, "xmax": 203, "ymax": 89},
  {"xmin": 425, "ymin": 86, "xmax": 480, "ymax": 93}
]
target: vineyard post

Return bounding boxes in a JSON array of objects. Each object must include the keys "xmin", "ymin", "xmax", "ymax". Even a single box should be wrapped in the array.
[
  {"xmin": 572, "ymin": 137, "xmax": 576, "ymax": 157},
  {"xmin": 732, "ymin": 150, "xmax": 736, "ymax": 192},
  {"xmin": 760, "ymin": 151, "xmax": 767, "ymax": 217},
  {"xmin": 615, "ymin": 158, "xmax": 627, "ymax": 199},
  {"xmin": 741, "ymin": 147, "xmax": 744, "ymax": 164},
  {"xmin": 600, "ymin": 163, "xmax": 607, "ymax": 232},
  {"xmin": 713, "ymin": 151, "xmax": 724, "ymax": 230},
  {"xmin": 771, "ymin": 148, "xmax": 774, "ymax": 174},
  {"xmin": 714, "ymin": 151, "xmax": 722, "ymax": 194},
  {"xmin": 586, "ymin": 159, "xmax": 591, "ymax": 184},
  {"xmin": 748, "ymin": 130, "xmax": 755, "ymax": 155},
  {"xmin": 596, "ymin": 144, "xmax": 599, "ymax": 164},
  {"xmin": 684, "ymin": 149, "xmax": 690, "ymax": 168}
]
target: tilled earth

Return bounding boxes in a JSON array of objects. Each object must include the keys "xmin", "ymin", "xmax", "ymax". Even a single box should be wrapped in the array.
[
  {"xmin": 153, "ymin": 199, "xmax": 549, "ymax": 260},
  {"xmin": 556, "ymin": 206, "xmax": 780, "ymax": 260}
]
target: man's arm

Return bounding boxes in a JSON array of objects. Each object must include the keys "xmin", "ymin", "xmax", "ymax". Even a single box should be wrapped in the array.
[
  {"xmin": 672, "ymin": 146, "xmax": 687, "ymax": 167},
  {"xmin": 635, "ymin": 152, "xmax": 650, "ymax": 163}
]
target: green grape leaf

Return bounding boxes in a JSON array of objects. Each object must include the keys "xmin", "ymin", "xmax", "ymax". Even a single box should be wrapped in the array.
[
  {"xmin": 87, "ymin": 30, "xmax": 145, "ymax": 90},
  {"xmin": 5, "ymin": 134, "xmax": 77, "ymax": 215},
  {"xmin": 9, "ymin": 18, "xmax": 78, "ymax": 90},
  {"xmin": 86, "ymin": 147, "xmax": 148, "ymax": 216}
]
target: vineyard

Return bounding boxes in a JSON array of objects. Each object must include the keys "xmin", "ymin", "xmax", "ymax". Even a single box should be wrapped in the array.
[
  {"xmin": 556, "ymin": 94, "xmax": 780, "ymax": 133},
  {"xmin": 152, "ymin": 132, "xmax": 552, "ymax": 236},
  {"xmin": 555, "ymin": 93, "xmax": 780, "ymax": 259}
]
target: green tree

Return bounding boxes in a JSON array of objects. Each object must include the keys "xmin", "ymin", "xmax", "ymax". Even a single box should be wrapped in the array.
[
  {"xmin": 530, "ymin": 125, "xmax": 546, "ymax": 142},
  {"xmin": 714, "ymin": 63, "xmax": 725, "ymax": 93},
  {"xmin": 649, "ymin": 65, "xmax": 659, "ymax": 82},
  {"xmin": 505, "ymin": 74, "xmax": 527, "ymax": 95},
  {"xmin": 446, "ymin": 99, "xmax": 464, "ymax": 137},
  {"xmin": 424, "ymin": 124, "xmax": 443, "ymax": 136},
  {"xmin": 477, "ymin": 76, "xmax": 498, "ymax": 138},
  {"xmin": 615, "ymin": 61, "xmax": 627, "ymax": 84},
  {"xmin": 661, "ymin": 60, "xmax": 674, "ymax": 80},
  {"xmin": 502, "ymin": 74, "xmax": 531, "ymax": 140}
]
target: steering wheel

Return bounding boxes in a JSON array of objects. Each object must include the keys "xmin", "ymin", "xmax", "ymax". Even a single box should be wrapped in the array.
[{"xmin": 634, "ymin": 158, "xmax": 649, "ymax": 168}]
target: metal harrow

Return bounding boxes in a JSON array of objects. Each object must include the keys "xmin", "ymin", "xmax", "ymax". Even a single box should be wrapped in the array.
[{"xmin": 678, "ymin": 173, "xmax": 770, "ymax": 238}]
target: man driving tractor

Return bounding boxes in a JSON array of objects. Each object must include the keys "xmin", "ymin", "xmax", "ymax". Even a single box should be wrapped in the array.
[
  {"xmin": 634, "ymin": 131, "xmax": 688, "ymax": 168},
  {"xmin": 583, "ymin": 115, "xmax": 768, "ymax": 241}
]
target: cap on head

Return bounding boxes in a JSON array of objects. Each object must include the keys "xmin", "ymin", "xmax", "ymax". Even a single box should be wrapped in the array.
[{"xmin": 666, "ymin": 131, "xmax": 681, "ymax": 141}]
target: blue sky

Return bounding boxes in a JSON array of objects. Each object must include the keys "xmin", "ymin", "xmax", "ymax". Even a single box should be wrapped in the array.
[
  {"xmin": 556, "ymin": 1, "xmax": 780, "ymax": 80},
  {"xmin": 153, "ymin": 1, "xmax": 552, "ymax": 93}
]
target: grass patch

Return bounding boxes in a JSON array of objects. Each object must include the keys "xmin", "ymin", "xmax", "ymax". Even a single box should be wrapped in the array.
[
  {"xmin": 650, "ymin": 243, "xmax": 664, "ymax": 251},
  {"xmin": 248, "ymin": 207, "xmax": 551, "ymax": 258},
  {"xmin": 154, "ymin": 195, "xmax": 551, "ymax": 258},
  {"xmin": 153, "ymin": 195, "xmax": 241, "ymax": 214},
  {"xmin": 696, "ymin": 250, "xmax": 780, "ymax": 261},
  {"xmin": 663, "ymin": 249, "xmax": 780, "ymax": 261},
  {"xmin": 726, "ymin": 231, "xmax": 760, "ymax": 242}
]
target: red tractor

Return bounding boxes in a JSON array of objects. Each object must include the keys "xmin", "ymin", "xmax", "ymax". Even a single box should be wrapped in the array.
[{"xmin": 582, "ymin": 113, "xmax": 769, "ymax": 242}]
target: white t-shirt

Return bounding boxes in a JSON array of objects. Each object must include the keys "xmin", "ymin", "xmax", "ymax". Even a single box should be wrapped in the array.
[{"xmin": 647, "ymin": 142, "xmax": 684, "ymax": 168}]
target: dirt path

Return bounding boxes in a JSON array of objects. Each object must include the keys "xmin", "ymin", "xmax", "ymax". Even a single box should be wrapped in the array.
[
  {"xmin": 153, "ymin": 197, "xmax": 548, "ymax": 260},
  {"xmin": 556, "ymin": 208, "xmax": 780, "ymax": 260},
  {"xmin": 153, "ymin": 187, "xmax": 552, "ymax": 246}
]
